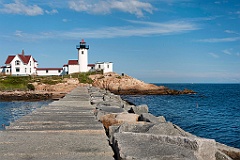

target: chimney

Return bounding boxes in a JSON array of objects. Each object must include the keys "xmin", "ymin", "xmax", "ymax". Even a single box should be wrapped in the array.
[{"xmin": 22, "ymin": 49, "xmax": 24, "ymax": 56}]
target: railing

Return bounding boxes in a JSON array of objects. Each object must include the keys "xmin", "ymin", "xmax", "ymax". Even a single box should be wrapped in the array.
[{"xmin": 76, "ymin": 45, "xmax": 89, "ymax": 49}]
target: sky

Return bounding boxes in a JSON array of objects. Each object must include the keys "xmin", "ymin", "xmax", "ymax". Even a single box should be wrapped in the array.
[{"xmin": 0, "ymin": 0, "xmax": 240, "ymax": 83}]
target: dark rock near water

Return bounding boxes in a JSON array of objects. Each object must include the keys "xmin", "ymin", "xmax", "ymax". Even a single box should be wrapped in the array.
[
  {"xmin": 0, "ymin": 92, "xmax": 55, "ymax": 101},
  {"xmin": 129, "ymin": 104, "xmax": 149, "ymax": 115},
  {"xmin": 139, "ymin": 113, "xmax": 166, "ymax": 123}
]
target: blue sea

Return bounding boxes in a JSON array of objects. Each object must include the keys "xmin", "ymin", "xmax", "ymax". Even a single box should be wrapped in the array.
[
  {"xmin": 121, "ymin": 84, "xmax": 240, "ymax": 149},
  {"xmin": 0, "ymin": 101, "xmax": 51, "ymax": 130}
]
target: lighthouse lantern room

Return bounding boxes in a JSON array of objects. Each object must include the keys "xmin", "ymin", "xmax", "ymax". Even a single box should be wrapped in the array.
[{"xmin": 76, "ymin": 39, "xmax": 89, "ymax": 72}]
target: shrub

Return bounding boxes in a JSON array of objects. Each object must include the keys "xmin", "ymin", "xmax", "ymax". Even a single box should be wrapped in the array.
[{"xmin": 27, "ymin": 83, "xmax": 35, "ymax": 91}]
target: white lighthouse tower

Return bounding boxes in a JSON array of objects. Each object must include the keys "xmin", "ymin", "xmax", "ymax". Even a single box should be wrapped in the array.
[{"xmin": 77, "ymin": 39, "xmax": 89, "ymax": 72}]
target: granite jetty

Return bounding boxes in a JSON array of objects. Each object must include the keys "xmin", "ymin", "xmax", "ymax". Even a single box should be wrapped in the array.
[{"xmin": 0, "ymin": 86, "xmax": 239, "ymax": 159}]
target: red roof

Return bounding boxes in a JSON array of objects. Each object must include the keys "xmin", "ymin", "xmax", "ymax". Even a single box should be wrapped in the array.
[
  {"xmin": 88, "ymin": 64, "xmax": 95, "ymax": 67},
  {"xmin": 68, "ymin": 60, "xmax": 78, "ymax": 65},
  {"xmin": 5, "ymin": 55, "xmax": 15, "ymax": 64},
  {"xmin": 37, "ymin": 68, "xmax": 62, "ymax": 71},
  {"xmin": 5, "ymin": 53, "xmax": 36, "ymax": 64},
  {"xmin": 18, "ymin": 54, "xmax": 31, "ymax": 64}
]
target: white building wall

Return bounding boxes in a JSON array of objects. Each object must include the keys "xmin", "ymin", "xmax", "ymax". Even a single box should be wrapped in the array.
[
  {"xmin": 10, "ymin": 55, "xmax": 27, "ymax": 76},
  {"xmin": 95, "ymin": 62, "xmax": 113, "ymax": 73},
  {"xmin": 3, "ymin": 67, "xmax": 11, "ymax": 75},
  {"xmin": 37, "ymin": 69, "xmax": 63, "ymax": 76},
  {"xmin": 63, "ymin": 66, "xmax": 68, "ymax": 75},
  {"xmin": 95, "ymin": 63, "xmax": 104, "ymax": 71},
  {"xmin": 0, "ymin": 67, "xmax": 3, "ymax": 73},
  {"xmin": 103, "ymin": 62, "xmax": 113, "ymax": 73},
  {"xmin": 68, "ymin": 65, "xmax": 80, "ymax": 74},
  {"xmin": 27, "ymin": 57, "xmax": 37, "ymax": 75}
]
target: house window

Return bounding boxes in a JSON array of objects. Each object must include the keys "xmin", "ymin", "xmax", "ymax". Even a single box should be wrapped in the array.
[
  {"xmin": 16, "ymin": 68, "xmax": 20, "ymax": 72},
  {"xmin": 98, "ymin": 65, "xmax": 101, "ymax": 69},
  {"xmin": 15, "ymin": 60, "xmax": 20, "ymax": 65},
  {"xmin": 107, "ymin": 65, "xmax": 109, "ymax": 68},
  {"xmin": 82, "ymin": 51, "xmax": 84, "ymax": 54},
  {"xmin": 46, "ymin": 70, "xmax": 48, "ymax": 73},
  {"xmin": 91, "ymin": 67, "xmax": 94, "ymax": 69},
  {"xmin": 30, "ymin": 68, "xmax": 31, "ymax": 73},
  {"xmin": 25, "ymin": 68, "xmax": 27, "ymax": 73},
  {"xmin": 30, "ymin": 61, "xmax": 31, "ymax": 66},
  {"xmin": 58, "ymin": 70, "xmax": 61, "ymax": 73}
]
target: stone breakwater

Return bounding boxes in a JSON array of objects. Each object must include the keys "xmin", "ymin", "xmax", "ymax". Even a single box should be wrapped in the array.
[{"xmin": 89, "ymin": 87, "xmax": 240, "ymax": 160}]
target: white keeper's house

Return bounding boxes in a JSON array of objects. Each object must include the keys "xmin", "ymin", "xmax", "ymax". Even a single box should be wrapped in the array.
[{"xmin": 0, "ymin": 40, "xmax": 113, "ymax": 76}]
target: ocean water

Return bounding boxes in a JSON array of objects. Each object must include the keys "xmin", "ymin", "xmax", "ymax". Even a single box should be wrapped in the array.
[
  {"xmin": 121, "ymin": 84, "xmax": 240, "ymax": 149},
  {"xmin": 0, "ymin": 101, "xmax": 51, "ymax": 130}
]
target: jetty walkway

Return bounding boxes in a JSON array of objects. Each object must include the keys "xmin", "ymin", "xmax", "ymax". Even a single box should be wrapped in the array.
[{"xmin": 0, "ymin": 87, "xmax": 114, "ymax": 160}]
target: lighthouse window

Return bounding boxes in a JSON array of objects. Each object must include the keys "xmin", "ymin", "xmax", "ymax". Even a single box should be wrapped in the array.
[
  {"xmin": 98, "ymin": 65, "xmax": 101, "ymax": 69},
  {"xmin": 82, "ymin": 51, "xmax": 84, "ymax": 54}
]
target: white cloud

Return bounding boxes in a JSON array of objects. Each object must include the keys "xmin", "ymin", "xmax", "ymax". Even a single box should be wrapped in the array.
[
  {"xmin": 8, "ymin": 20, "xmax": 198, "ymax": 41},
  {"xmin": 208, "ymin": 52, "xmax": 219, "ymax": 58},
  {"xmin": 62, "ymin": 19, "xmax": 69, "ymax": 22},
  {"xmin": 222, "ymin": 49, "xmax": 232, "ymax": 55},
  {"xmin": 198, "ymin": 37, "xmax": 240, "ymax": 43},
  {"xmin": 15, "ymin": 30, "xmax": 24, "ymax": 37},
  {"xmin": 225, "ymin": 30, "xmax": 240, "ymax": 35},
  {"xmin": 68, "ymin": 0, "xmax": 154, "ymax": 17},
  {"xmin": 0, "ymin": 0, "xmax": 44, "ymax": 16},
  {"xmin": 45, "ymin": 9, "xmax": 58, "ymax": 15}
]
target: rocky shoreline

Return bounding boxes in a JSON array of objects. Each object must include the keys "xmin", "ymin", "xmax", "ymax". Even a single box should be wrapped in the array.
[
  {"xmin": 0, "ymin": 91, "xmax": 66, "ymax": 101},
  {"xmin": 0, "ymin": 73, "xmax": 195, "ymax": 101},
  {"xmin": 89, "ymin": 86, "xmax": 240, "ymax": 160},
  {"xmin": 89, "ymin": 73, "xmax": 195, "ymax": 95}
]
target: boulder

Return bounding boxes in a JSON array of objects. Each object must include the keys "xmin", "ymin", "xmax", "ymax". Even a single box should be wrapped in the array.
[
  {"xmin": 216, "ymin": 142, "xmax": 240, "ymax": 160},
  {"xmin": 216, "ymin": 150, "xmax": 233, "ymax": 160},
  {"xmin": 130, "ymin": 104, "xmax": 149, "ymax": 115},
  {"xmin": 112, "ymin": 132, "xmax": 216, "ymax": 160},
  {"xmin": 100, "ymin": 113, "xmax": 139, "ymax": 129},
  {"xmin": 147, "ymin": 122, "xmax": 193, "ymax": 137},
  {"xmin": 139, "ymin": 113, "xmax": 166, "ymax": 123},
  {"xmin": 118, "ymin": 122, "xmax": 154, "ymax": 133}
]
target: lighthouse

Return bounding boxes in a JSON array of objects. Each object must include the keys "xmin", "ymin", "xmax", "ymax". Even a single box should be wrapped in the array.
[{"xmin": 76, "ymin": 39, "xmax": 89, "ymax": 72}]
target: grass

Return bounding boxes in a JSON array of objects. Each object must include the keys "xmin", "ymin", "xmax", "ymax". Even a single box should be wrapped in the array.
[
  {"xmin": 0, "ymin": 71, "xmax": 102, "ymax": 91},
  {"xmin": 0, "ymin": 76, "xmax": 29, "ymax": 91}
]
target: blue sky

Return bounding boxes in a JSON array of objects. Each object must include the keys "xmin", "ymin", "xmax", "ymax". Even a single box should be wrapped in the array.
[{"xmin": 0, "ymin": 0, "xmax": 240, "ymax": 83}]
